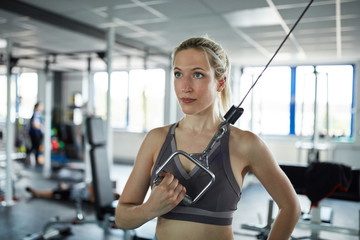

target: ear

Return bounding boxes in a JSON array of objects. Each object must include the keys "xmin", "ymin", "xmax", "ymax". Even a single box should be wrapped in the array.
[{"xmin": 217, "ymin": 77, "xmax": 226, "ymax": 92}]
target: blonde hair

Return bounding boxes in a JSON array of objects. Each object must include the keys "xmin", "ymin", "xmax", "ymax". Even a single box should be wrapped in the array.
[{"xmin": 172, "ymin": 36, "xmax": 232, "ymax": 115}]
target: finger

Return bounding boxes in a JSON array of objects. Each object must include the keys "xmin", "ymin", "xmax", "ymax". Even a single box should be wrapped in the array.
[
  {"xmin": 173, "ymin": 187, "xmax": 186, "ymax": 204},
  {"xmin": 181, "ymin": 187, "xmax": 187, "ymax": 199},
  {"xmin": 176, "ymin": 186, "xmax": 187, "ymax": 203},
  {"xmin": 160, "ymin": 173, "xmax": 174, "ymax": 185},
  {"xmin": 158, "ymin": 173, "xmax": 167, "ymax": 178},
  {"xmin": 173, "ymin": 183, "xmax": 184, "ymax": 196},
  {"xmin": 168, "ymin": 178, "xmax": 179, "ymax": 190}
]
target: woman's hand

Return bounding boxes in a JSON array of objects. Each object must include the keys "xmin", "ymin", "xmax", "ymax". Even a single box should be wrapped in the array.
[{"xmin": 146, "ymin": 173, "xmax": 186, "ymax": 217}]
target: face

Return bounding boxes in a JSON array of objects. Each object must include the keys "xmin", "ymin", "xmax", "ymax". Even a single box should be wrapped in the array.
[
  {"xmin": 36, "ymin": 103, "xmax": 43, "ymax": 112},
  {"xmin": 173, "ymin": 48, "xmax": 219, "ymax": 116}
]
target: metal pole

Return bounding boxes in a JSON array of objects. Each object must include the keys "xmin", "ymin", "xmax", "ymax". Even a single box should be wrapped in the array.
[
  {"xmin": 106, "ymin": 27, "xmax": 114, "ymax": 166},
  {"xmin": 4, "ymin": 38, "xmax": 14, "ymax": 206},
  {"xmin": 357, "ymin": 210, "xmax": 360, "ymax": 239},
  {"xmin": 297, "ymin": 75, "xmax": 307, "ymax": 163},
  {"xmin": 43, "ymin": 60, "xmax": 52, "ymax": 178},
  {"xmin": 84, "ymin": 57, "xmax": 92, "ymax": 183},
  {"xmin": 358, "ymin": 209, "xmax": 360, "ymax": 238},
  {"xmin": 326, "ymin": 73, "xmax": 329, "ymax": 138},
  {"xmin": 313, "ymin": 66, "xmax": 319, "ymax": 146}
]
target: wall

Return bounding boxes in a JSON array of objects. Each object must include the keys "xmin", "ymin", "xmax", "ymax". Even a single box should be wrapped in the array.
[
  {"xmin": 112, "ymin": 131, "xmax": 146, "ymax": 164},
  {"xmin": 264, "ymin": 136, "xmax": 360, "ymax": 168},
  {"xmin": 111, "ymin": 133, "xmax": 360, "ymax": 168}
]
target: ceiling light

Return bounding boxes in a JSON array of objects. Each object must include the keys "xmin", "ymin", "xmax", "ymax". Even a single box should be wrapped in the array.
[
  {"xmin": 224, "ymin": 7, "xmax": 282, "ymax": 28},
  {"xmin": 0, "ymin": 38, "xmax": 7, "ymax": 49}
]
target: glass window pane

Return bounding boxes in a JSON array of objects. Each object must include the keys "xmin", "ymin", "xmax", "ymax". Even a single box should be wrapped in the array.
[
  {"xmin": 0, "ymin": 75, "xmax": 6, "ymax": 121},
  {"xmin": 296, "ymin": 65, "xmax": 353, "ymax": 139},
  {"xmin": 128, "ymin": 69, "xmax": 165, "ymax": 131},
  {"xmin": 317, "ymin": 65, "xmax": 353, "ymax": 138},
  {"xmin": 94, "ymin": 69, "xmax": 165, "ymax": 131},
  {"xmin": 128, "ymin": 70, "xmax": 146, "ymax": 131},
  {"xmin": 144, "ymin": 69, "xmax": 165, "ymax": 130},
  {"xmin": 93, "ymin": 72, "xmax": 108, "ymax": 118},
  {"xmin": 18, "ymin": 73, "xmax": 38, "ymax": 119},
  {"xmin": 239, "ymin": 66, "xmax": 291, "ymax": 135},
  {"xmin": 295, "ymin": 66, "xmax": 316, "ymax": 136},
  {"xmin": 0, "ymin": 74, "xmax": 20, "ymax": 122},
  {"xmin": 111, "ymin": 71, "xmax": 128, "ymax": 128},
  {"xmin": 94, "ymin": 71, "xmax": 129, "ymax": 128}
]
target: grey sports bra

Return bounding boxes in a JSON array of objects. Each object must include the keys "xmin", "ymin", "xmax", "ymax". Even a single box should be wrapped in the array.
[{"xmin": 150, "ymin": 122, "xmax": 241, "ymax": 226}]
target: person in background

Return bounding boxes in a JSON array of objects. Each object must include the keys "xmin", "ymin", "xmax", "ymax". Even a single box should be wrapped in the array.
[
  {"xmin": 115, "ymin": 36, "xmax": 301, "ymax": 240},
  {"xmin": 28, "ymin": 102, "xmax": 44, "ymax": 165},
  {"xmin": 25, "ymin": 182, "xmax": 120, "ymax": 203}
]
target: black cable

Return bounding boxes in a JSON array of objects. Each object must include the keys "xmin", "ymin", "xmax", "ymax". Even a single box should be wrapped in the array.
[{"xmin": 237, "ymin": 0, "xmax": 314, "ymax": 108}]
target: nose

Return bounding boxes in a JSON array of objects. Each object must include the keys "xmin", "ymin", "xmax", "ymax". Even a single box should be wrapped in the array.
[{"xmin": 181, "ymin": 75, "xmax": 192, "ymax": 93}]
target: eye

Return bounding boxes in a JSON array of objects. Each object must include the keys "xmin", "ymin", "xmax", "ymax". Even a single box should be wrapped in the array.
[
  {"xmin": 174, "ymin": 71, "xmax": 182, "ymax": 78},
  {"xmin": 193, "ymin": 72, "xmax": 204, "ymax": 79}
]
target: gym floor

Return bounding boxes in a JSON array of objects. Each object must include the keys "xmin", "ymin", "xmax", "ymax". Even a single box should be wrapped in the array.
[{"xmin": 0, "ymin": 160, "xmax": 359, "ymax": 240}]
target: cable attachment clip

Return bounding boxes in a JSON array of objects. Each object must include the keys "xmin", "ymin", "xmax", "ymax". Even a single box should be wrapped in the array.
[{"xmin": 224, "ymin": 105, "xmax": 244, "ymax": 125}]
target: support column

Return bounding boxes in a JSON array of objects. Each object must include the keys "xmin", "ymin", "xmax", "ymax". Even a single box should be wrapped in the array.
[
  {"xmin": 106, "ymin": 27, "xmax": 114, "ymax": 166},
  {"xmin": 163, "ymin": 60, "xmax": 172, "ymax": 125},
  {"xmin": 354, "ymin": 62, "xmax": 360, "ymax": 145},
  {"xmin": 43, "ymin": 60, "xmax": 53, "ymax": 178},
  {"xmin": 84, "ymin": 57, "xmax": 92, "ymax": 183},
  {"xmin": 4, "ymin": 38, "xmax": 14, "ymax": 206},
  {"xmin": 313, "ymin": 66, "xmax": 319, "ymax": 146}
]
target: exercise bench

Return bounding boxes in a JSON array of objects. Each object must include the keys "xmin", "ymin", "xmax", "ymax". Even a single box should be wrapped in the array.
[
  {"xmin": 241, "ymin": 162, "xmax": 360, "ymax": 239},
  {"xmin": 38, "ymin": 116, "xmax": 131, "ymax": 239}
]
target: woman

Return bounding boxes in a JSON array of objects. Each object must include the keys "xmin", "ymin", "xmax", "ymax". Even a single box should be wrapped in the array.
[
  {"xmin": 115, "ymin": 36, "xmax": 301, "ymax": 240},
  {"xmin": 28, "ymin": 102, "xmax": 44, "ymax": 164}
]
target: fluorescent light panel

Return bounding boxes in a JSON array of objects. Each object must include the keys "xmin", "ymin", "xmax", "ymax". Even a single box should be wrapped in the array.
[{"xmin": 224, "ymin": 7, "xmax": 282, "ymax": 28}]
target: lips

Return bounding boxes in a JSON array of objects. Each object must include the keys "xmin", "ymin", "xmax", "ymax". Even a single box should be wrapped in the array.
[{"xmin": 180, "ymin": 98, "xmax": 195, "ymax": 104}]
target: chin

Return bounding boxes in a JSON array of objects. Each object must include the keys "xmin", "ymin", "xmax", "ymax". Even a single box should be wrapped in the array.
[
  {"xmin": 179, "ymin": 101, "xmax": 215, "ymax": 116},
  {"xmin": 180, "ymin": 106, "xmax": 197, "ymax": 115},
  {"xmin": 181, "ymin": 109, "xmax": 195, "ymax": 115}
]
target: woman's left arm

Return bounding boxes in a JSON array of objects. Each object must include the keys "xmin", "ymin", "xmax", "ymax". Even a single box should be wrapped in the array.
[{"xmin": 245, "ymin": 132, "xmax": 301, "ymax": 240}]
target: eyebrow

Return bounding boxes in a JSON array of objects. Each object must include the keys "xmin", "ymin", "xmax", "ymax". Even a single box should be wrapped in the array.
[{"xmin": 173, "ymin": 67, "xmax": 206, "ymax": 71}]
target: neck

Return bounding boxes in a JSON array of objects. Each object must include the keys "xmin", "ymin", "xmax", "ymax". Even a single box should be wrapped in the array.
[{"xmin": 179, "ymin": 112, "xmax": 222, "ymax": 133}]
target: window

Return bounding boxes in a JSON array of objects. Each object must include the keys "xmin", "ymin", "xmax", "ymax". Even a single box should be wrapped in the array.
[
  {"xmin": 94, "ymin": 71, "xmax": 129, "ymax": 128},
  {"xmin": 0, "ymin": 73, "xmax": 37, "ymax": 122},
  {"xmin": 239, "ymin": 66, "xmax": 291, "ymax": 135},
  {"xmin": 93, "ymin": 68, "xmax": 165, "ymax": 131},
  {"xmin": 128, "ymin": 69, "xmax": 165, "ymax": 131},
  {"xmin": 17, "ymin": 73, "xmax": 38, "ymax": 119},
  {"xmin": 296, "ymin": 65, "xmax": 354, "ymax": 139},
  {"xmin": 94, "ymin": 72, "xmax": 110, "ymax": 120},
  {"xmin": 238, "ymin": 64, "xmax": 354, "ymax": 139},
  {"xmin": 0, "ymin": 75, "xmax": 6, "ymax": 121},
  {"xmin": 111, "ymin": 71, "xmax": 129, "ymax": 128}
]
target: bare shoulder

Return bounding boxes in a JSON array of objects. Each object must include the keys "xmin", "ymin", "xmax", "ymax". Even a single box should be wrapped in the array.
[
  {"xmin": 229, "ymin": 126, "xmax": 265, "ymax": 152},
  {"xmin": 128, "ymin": 124, "xmax": 173, "ymax": 181},
  {"xmin": 144, "ymin": 124, "xmax": 171, "ymax": 145},
  {"xmin": 227, "ymin": 126, "xmax": 269, "ymax": 185},
  {"xmin": 229, "ymin": 126, "xmax": 273, "ymax": 170},
  {"xmin": 137, "ymin": 124, "xmax": 172, "ymax": 162}
]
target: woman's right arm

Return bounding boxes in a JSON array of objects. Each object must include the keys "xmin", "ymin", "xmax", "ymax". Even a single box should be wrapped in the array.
[{"xmin": 115, "ymin": 128, "xmax": 186, "ymax": 229}]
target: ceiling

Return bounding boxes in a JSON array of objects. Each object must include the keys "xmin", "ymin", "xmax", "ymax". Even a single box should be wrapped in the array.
[{"xmin": 0, "ymin": 0, "xmax": 359, "ymax": 73}]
